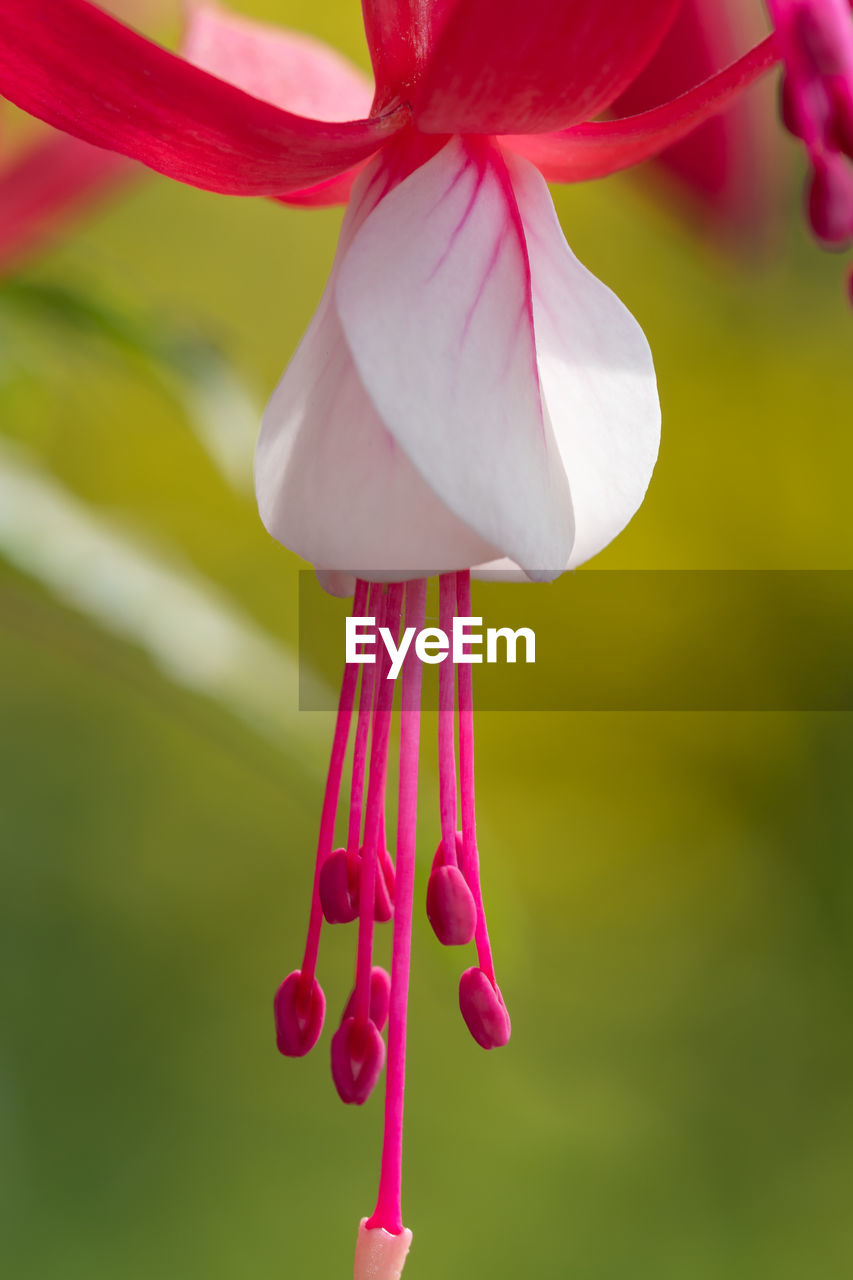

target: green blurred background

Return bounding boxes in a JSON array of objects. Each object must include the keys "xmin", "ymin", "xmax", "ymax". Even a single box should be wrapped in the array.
[{"xmin": 2, "ymin": 3, "xmax": 853, "ymax": 1277}]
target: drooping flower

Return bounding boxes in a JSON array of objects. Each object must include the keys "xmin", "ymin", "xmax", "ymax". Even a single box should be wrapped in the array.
[{"xmin": 1, "ymin": 2, "xmax": 848, "ymax": 1276}]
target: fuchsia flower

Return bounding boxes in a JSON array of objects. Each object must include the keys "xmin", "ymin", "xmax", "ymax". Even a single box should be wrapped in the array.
[{"xmin": 2, "ymin": 1, "xmax": 852, "ymax": 1275}]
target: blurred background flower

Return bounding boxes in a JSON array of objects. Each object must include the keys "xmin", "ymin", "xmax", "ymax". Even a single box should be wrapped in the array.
[
  {"xmin": 1, "ymin": 2, "xmax": 852, "ymax": 1278},
  {"xmin": 613, "ymin": 0, "xmax": 779, "ymax": 237}
]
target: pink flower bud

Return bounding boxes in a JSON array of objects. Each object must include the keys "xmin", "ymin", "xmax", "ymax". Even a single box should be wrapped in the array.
[
  {"xmin": 458, "ymin": 967, "xmax": 511, "ymax": 1050},
  {"xmin": 274, "ymin": 970, "xmax": 325, "ymax": 1057},
  {"xmin": 780, "ymin": 72, "xmax": 807, "ymax": 140},
  {"xmin": 319, "ymin": 847, "xmax": 360, "ymax": 923},
  {"xmin": 808, "ymin": 153, "xmax": 853, "ymax": 243},
  {"xmin": 781, "ymin": 68, "xmax": 834, "ymax": 143},
  {"xmin": 426, "ymin": 864, "xmax": 476, "ymax": 946},
  {"xmin": 331, "ymin": 1016, "xmax": 386, "ymax": 1105},
  {"xmin": 373, "ymin": 854, "xmax": 395, "ymax": 923},
  {"xmin": 795, "ymin": 1, "xmax": 853, "ymax": 79},
  {"xmin": 343, "ymin": 966, "xmax": 392, "ymax": 1032},
  {"xmin": 829, "ymin": 82, "xmax": 853, "ymax": 158}
]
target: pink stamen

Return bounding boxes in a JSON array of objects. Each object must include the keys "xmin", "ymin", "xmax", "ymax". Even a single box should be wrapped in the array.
[
  {"xmin": 426, "ymin": 574, "xmax": 477, "ymax": 947},
  {"xmin": 809, "ymin": 149, "xmax": 853, "ymax": 241},
  {"xmin": 455, "ymin": 570, "xmax": 496, "ymax": 984},
  {"xmin": 343, "ymin": 965, "xmax": 392, "ymax": 1032},
  {"xmin": 795, "ymin": 0, "xmax": 853, "ymax": 79},
  {"xmin": 318, "ymin": 848, "xmax": 359, "ymax": 924},
  {"xmin": 374, "ymin": 804, "xmax": 396, "ymax": 923},
  {"xmin": 455, "ymin": 570, "xmax": 511, "ymax": 1050},
  {"xmin": 323, "ymin": 668, "xmax": 397, "ymax": 924},
  {"xmin": 348, "ymin": 582, "xmax": 383, "ymax": 857},
  {"xmin": 273, "ymin": 969, "xmax": 325, "ymax": 1058},
  {"xmin": 320, "ymin": 582, "xmax": 387, "ymax": 927},
  {"xmin": 299, "ymin": 577, "xmax": 368, "ymax": 992},
  {"xmin": 331, "ymin": 1015, "xmax": 386, "ymax": 1106},
  {"xmin": 458, "ymin": 965, "xmax": 511, "ymax": 1051},
  {"xmin": 426, "ymin": 857, "xmax": 477, "ymax": 947},
  {"xmin": 353, "ymin": 584, "xmax": 403, "ymax": 1028},
  {"xmin": 437, "ymin": 573, "xmax": 460, "ymax": 866},
  {"xmin": 831, "ymin": 79, "xmax": 853, "ymax": 156},
  {"xmin": 281, "ymin": 571, "xmax": 507, "ymax": 1240},
  {"xmin": 367, "ymin": 578, "xmax": 427, "ymax": 1238}
]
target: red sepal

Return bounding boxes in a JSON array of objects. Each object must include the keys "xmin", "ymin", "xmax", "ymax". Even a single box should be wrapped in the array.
[
  {"xmin": 413, "ymin": 0, "xmax": 681, "ymax": 134},
  {"xmin": 0, "ymin": 0, "xmax": 407, "ymax": 197},
  {"xmin": 503, "ymin": 35, "xmax": 778, "ymax": 184}
]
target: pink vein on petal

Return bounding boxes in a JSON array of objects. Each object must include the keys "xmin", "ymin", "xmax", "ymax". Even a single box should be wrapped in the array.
[
  {"xmin": 423, "ymin": 152, "xmax": 488, "ymax": 282},
  {"xmin": 336, "ymin": 137, "xmax": 573, "ymax": 572}
]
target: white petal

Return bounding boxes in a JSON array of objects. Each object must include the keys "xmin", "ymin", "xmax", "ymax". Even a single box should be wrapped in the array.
[
  {"xmin": 508, "ymin": 152, "xmax": 661, "ymax": 570},
  {"xmin": 315, "ymin": 569, "xmax": 356, "ymax": 597},
  {"xmin": 255, "ymin": 164, "xmax": 502, "ymax": 574},
  {"xmin": 470, "ymin": 557, "xmax": 530, "ymax": 582},
  {"xmin": 336, "ymin": 137, "xmax": 574, "ymax": 576}
]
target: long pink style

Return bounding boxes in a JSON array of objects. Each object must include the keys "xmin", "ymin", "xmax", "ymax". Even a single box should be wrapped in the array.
[{"xmin": 368, "ymin": 578, "xmax": 427, "ymax": 1235}]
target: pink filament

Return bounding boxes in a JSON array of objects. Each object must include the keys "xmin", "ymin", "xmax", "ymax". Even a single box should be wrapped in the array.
[
  {"xmin": 299, "ymin": 577, "xmax": 368, "ymax": 990},
  {"xmin": 437, "ymin": 573, "xmax": 460, "ymax": 867},
  {"xmin": 378, "ymin": 805, "xmax": 395, "ymax": 885},
  {"xmin": 455, "ymin": 570, "xmax": 496, "ymax": 984},
  {"xmin": 354, "ymin": 584, "xmax": 403, "ymax": 1025},
  {"xmin": 368, "ymin": 577, "xmax": 427, "ymax": 1237},
  {"xmin": 347, "ymin": 582, "xmax": 383, "ymax": 858}
]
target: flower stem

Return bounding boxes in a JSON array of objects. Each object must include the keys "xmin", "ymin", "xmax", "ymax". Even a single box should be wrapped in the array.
[{"xmin": 368, "ymin": 578, "xmax": 427, "ymax": 1235}]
